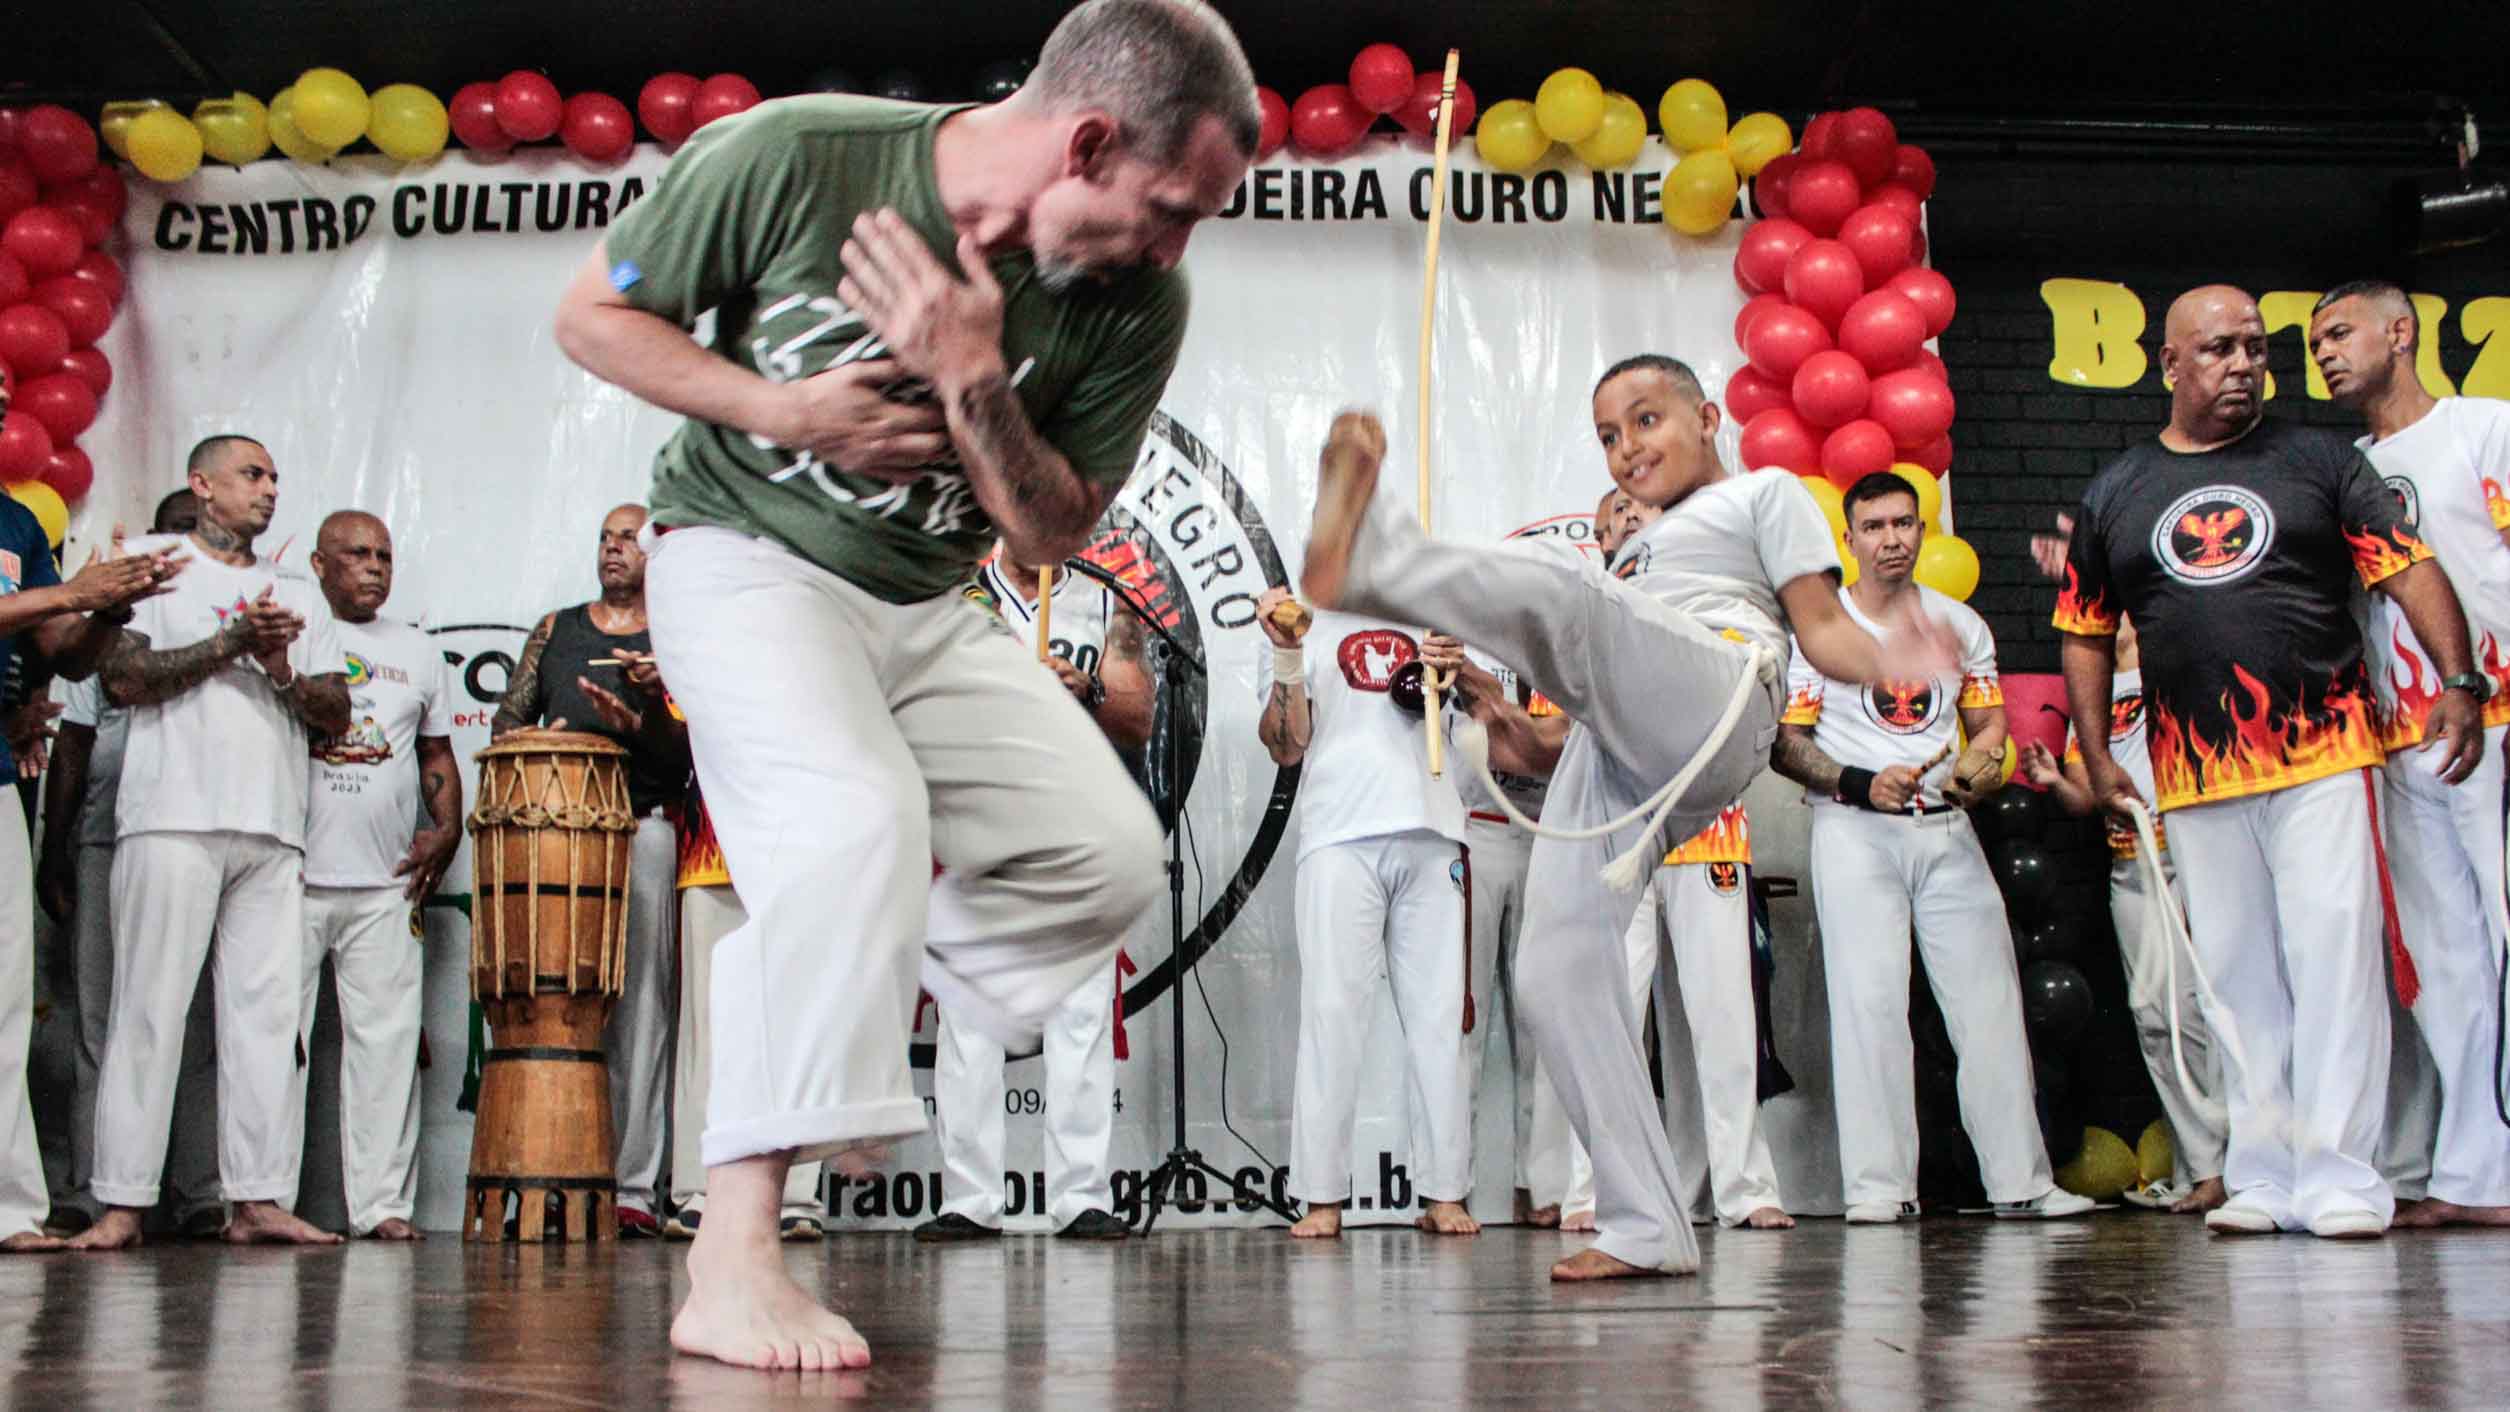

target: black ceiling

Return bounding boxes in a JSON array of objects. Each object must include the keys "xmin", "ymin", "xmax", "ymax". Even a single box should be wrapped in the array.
[{"xmin": 9, "ymin": 1, "xmax": 2507, "ymax": 145}]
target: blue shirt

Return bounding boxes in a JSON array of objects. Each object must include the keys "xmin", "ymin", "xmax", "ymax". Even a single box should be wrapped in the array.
[{"xmin": 0, "ymin": 497, "xmax": 61, "ymax": 775}]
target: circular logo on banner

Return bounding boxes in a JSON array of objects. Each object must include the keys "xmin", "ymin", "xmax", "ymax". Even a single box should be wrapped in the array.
[
  {"xmin": 2109, "ymin": 690, "xmax": 2144, "ymax": 742},
  {"xmin": 1863, "ymin": 679, "xmax": 1941, "ymax": 735},
  {"xmin": 2152, "ymin": 485, "xmax": 2274, "ymax": 585},
  {"xmin": 2384, "ymin": 475, "xmax": 2421, "ymax": 537}
]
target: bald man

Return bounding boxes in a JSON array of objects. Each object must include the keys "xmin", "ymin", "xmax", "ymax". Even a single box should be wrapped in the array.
[
  {"xmin": 287, "ymin": 512, "xmax": 459, "ymax": 1239},
  {"xmin": 493, "ymin": 503, "xmax": 691, "ymax": 1234},
  {"xmin": 2057, "ymin": 285, "xmax": 2482, "ymax": 1239}
]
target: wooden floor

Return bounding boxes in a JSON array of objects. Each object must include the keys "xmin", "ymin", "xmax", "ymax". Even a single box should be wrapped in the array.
[{"xmin": 5, "ymin": 1213, "xmax": 2507, "ymax": 1407}]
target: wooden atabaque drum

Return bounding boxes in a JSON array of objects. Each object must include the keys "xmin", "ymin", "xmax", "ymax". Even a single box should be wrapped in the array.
[{"xmin": 463, "ymin": 730, "xmax": 635, "ymax": 1242}]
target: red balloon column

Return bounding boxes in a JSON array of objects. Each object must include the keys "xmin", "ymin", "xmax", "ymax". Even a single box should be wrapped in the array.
[{"xmin": 0, "ymin": 106, "xmax": 118, "ymax": 534}]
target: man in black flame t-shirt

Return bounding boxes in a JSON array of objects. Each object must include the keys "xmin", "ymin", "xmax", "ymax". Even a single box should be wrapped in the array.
[{"xmin": 2055, "ymin": 285, "xmax": 2483, "ymax": 1241}]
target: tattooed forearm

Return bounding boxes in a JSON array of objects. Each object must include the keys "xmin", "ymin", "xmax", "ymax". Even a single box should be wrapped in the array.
[
  {"xmin": 100, "ymin": 626, "xmax": 245, "ymax": 709},
  {"xmin": 949, "ymin": 372, "xmax": 1095, "ymax": 556},
  {"xmin": 1769, "ymin": 724, "xmax": 1844, "ymax": 794},
  {"xmin": 1257, "ymin": 681, "xmax": 1313, "ymax": 766},
  {"xmin": 285, "ymin": 673, "xmax": 352, "ymax": 737},
  {"xmin": 490, "ymin": 615, "xmax": 556, "ymax": 737}
]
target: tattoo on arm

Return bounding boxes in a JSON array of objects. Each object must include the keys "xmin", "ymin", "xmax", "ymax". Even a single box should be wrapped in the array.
[
  {"xmin": 1770, "ymin": 724, "xmax": 1845, "ymax": 794},
  {"xmin": 417, "ymin": 737, "xmax": 463, "ymax": 832},
  {"xmin": 99, "ymin": 626, "xmax": 243, "ymax": 709},
  {"xmin": 491, "ymin": 614, "xmax": 555, "ymax": 737},
  {"xmin": 1258, "ymin": 681, "xmax": 1313, "ymax": 763},
  {"xmin": 1107, "ymin": 610, "xmax": 1146, "ymax": 670},
  {"xmin": 950, "ymin": 372, "xmax": 1093, "ymax": 543}
]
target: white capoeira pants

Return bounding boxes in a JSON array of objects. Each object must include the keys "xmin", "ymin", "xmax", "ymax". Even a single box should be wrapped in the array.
[
  {"xmin": 646, "ymin": 527, "xmax": 1159, "ymax": 1170},
  {"xmin": 671, "ymin": 884, "xmax": 820, "ymax": 1218},
  {"xmin": 2167, "ymin": 768, "xmax": 2393, "ymax": 1229},
  {"xmin": 69, "ymin": 843, "xmax": 219, "ymax": 1221},
  {"xmin": 2108, "ymin": 851, "xmax": 2228, "ymax": 1187},
  {"xmin": 2380, "ymin": 724, "xmax": 2510, "ymax": 1208},
  {"xmin": 934, "ymin": 958, "xmax": 1120, "ymax": 1228},
  {"xmin": 1290, "ymin": 831, "xmax": 1471, "ymax": 1204},
  {"xmin": 1331, "ymin": 497, "xmax": 1776, "ymax": 1272},
  {"xmin": 0, "ymin": 807, "xmax": 47, "ymax": 1238},
  {"xmin": 1811, "ymin": 804, "xmax": 2053, "ymax": 1209},
  {"xmin": 95, "ymin": 829, "xmax": 303, "ymax": 1207},
  {"xmin": 286, "ymin": 885, "xmax": 422, "ymax": 1233},
  {"xmin": 1463, "ymin": 817, "xmax": 1559, "ymax": 1200},
  {"xmin": 607, "ymin": 813, "xmax": 678, "ymax": 1215}
]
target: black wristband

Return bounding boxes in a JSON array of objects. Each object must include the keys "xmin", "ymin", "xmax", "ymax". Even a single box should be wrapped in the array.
[{"xmin": 1836, "ymin": 766, "xmax": 1877, "ymax": 809}]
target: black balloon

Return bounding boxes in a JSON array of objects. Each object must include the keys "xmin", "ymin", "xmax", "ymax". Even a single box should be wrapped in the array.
[
  {"xmin": 806, "ymin": 67, "xmax": 859, "ymax": 95},
  {"xmin": 2019, "ymin": 910, "xmax": 2097, "ymax": 964},
  {"xmin": 975, "ymin": 57, "xmax": 1033, "ymax": 101},
  {"xmin": 2021, "ymin": 960, "xmax": 2094, "ymax": 1048},
  {"xmin": 874, "ymin": 69, "xmax": 929, "ymax": 101},
  {"xmin": 1387, "ymin": 659, "xmax": 1426, "ymax": 715},
  {"xmin": 1993, "ymin": 840, "xmax": 2057, "ymax": 918},
  {"xmin": 1978, "ymin": 785, "xmax": 2046, "ymax": 844}
]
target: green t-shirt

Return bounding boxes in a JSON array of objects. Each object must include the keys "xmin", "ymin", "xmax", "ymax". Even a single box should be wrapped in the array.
[{"xmin": 604, "ymin": 95, "xmax": 1188, "ymax": 602}]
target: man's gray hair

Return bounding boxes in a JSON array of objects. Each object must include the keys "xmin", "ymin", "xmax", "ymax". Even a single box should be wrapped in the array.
[{"xmin": 1028, "ymin": 0, "xmax": 1261, "ymax": 164}]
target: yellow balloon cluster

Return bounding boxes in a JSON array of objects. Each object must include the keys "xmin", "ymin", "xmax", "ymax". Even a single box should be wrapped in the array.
[
  {"xmin": 2056, "ymin": 1126, "xmax": 2139, "ymax": 1200},
  {"xmin": 1914, "ymin": 532, "xmax": 1981, "ymax": 601},
  {"xmin": 125, "ymin": 106, "xmax": 205, "ymax": 183},
  {"xmin": 1474, "ymin": 99, "xmax": 1549, "ymax": 174},
  {"xmin": 98, "ymin": 100, "xmax": 165, "ymax": 160},
  {"xmin": 2137, "ymin": 1120, "xmax": 2175, "ymax": 1186},
  {"xmin": 291, "ymin": 68, "xmax": 370, "ymax": 149},
  {"xmin": 111, "ymin": 70, "xmax": 447, "ymax": 180},
  {"xmin": 267, "ymin": 88, "xmax": 335, "ymax": 164},
  {"xmin": 1654, "ymin": 77, "xmax": 1794, "ymax": 236},
  {"xmin": 1533, "ymin": 68, "xmax": 1604, "ymax": 144},
  {"xmin": 196, "ymin": 93, "xmax": 272, "ymax": 166},
  {"xmin": 1573, "ymin": 92, "xmax": 1646, "ymax": 170},
  {"xmin": 368, "ymin": 83, "xmax": 450, "ymax": 162}
]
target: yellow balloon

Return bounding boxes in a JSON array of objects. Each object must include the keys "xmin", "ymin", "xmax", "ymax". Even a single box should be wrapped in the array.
[
  {"xmin": 2137, "ymin": 1120, "xmax": 2176, "ymax": 1186},
  {"xmin": 6, "ymin": 482, "xmax": 68, "ymax": 549},
  {"xmin": 1534, "ymin": 67, "xmax": 1605, "ymax": 144},
  {"xmin": 366, "ymin": 83, "xmax": 450, "ymax": 162},
  {"xmin": 98, "ymin": 100, "xmax": 167, "ymax": 160},
  {"xmin": 1891, "ymin": 463, "xmax": 1943, "ymax": 528},
  {"xmin": 125, "ymin": 107, "xmax": 205, "ymax": 183},
  {"xmin": 1572, "ymin": 93, "xmax": 1646, "ymax": 169},
  {"xmin": 1665, "ymin": 148, "xmax": 1739, "ymax": 235},
  {"xmin": 1656, "ymin": 78, "xmax": 1727, "ymax": 154},
  {"xmin": 2000, "ymin": 736, "xmax": 2019, "ymax": 784},
  {"xmin": 268, "ymin": 89, "xmax": 339, "ymax": 165},
  {"xmin": 2056, "ymin": 1126, "xmax": 2139, "ymax": 1200},
  {"xmin": 195, "ymin": 93, "xmax": 272, "ymax": 166},
  {"xmin": 1474, "ymin": 99, "xmax": 1550, "ymax": 173},
  {"xmin": 291, "ymin": 67, "xmax": 371, "ymax": 150},
  {"xmin": 1800, "ymin": 474, "xmax": 1847, "ymax": 537},
  {"xmin": 1726, "ymin": 111, "xmax": 1794, "ymax": 176},
  {"xmin": 1838, "ymin": 537, "xmax": 1860, "ymax": 587},
  {"xmin": 1913, "ymin": 532, "xmax": 1981, "ymax": 601}
]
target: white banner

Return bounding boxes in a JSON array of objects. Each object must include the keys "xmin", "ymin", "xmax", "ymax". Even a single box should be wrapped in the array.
[{"xmin": 86, "ymin": 134, "xmax": 1845, "ymax": 1231}]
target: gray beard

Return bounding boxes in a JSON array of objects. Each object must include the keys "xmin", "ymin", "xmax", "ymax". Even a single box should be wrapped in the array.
[{"xmin": 1034, "ymin": 254, "xmax": 1092, "ymax": 294}]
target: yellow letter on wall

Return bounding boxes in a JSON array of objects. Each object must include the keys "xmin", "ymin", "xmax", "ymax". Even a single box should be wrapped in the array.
[
  {"xmin": 2043, "ymin": 278, "xmax": 2147, "ymax": 389},
  {"xmin": 2455, "ymin": 297, "xmax": 2507, "ymax": 398}
]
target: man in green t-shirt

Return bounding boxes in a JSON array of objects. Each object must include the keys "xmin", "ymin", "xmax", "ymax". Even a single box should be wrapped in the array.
[{"xmin": 552, "ymin": 0, "xmax": 1256, "ymax": 1373}]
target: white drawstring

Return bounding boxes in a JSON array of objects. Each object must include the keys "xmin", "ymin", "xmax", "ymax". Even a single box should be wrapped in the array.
[{"xmin": 2122, "ymin": 798, "xmax": 2237, "ymax": 1137}]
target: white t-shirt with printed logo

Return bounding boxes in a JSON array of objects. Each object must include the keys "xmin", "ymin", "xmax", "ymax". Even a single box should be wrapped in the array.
[
  {"xmin": 1783, "ymin": 583, "xmax": 2002, "ymax": 808},
  {"xmin": 1258, "ymin": 608, "xmax": 1465, "ymax": 860},
  {"xmin": 2362, "ymin": 397, "xmax": 2510, "ymax": 746},
  {"xmin": 305, "ymin": 616, "xmax": 455, "ymax": 888},
  {"xmin": 115, "ymin": 537, "xmax": 347, "ymax": 850},
  {"xmin": 1617, "ymin": 469, "xmax": 1844, "ymax": 670}
]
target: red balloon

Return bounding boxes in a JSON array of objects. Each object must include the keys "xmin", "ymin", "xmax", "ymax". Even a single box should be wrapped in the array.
[
  {"xmin": 1791, "ymin": 350, "xmax": 1871, "ymax": 429},
  {"xmin": 0, "ymin": 108, "xmax": 25, "ymax": 152},
  {"xmin": 1734, "ymin": 291, "xmax": 1788, "ymax": 348},
  {"xmin": 1885, "ymin": 266, "xmax": 1957, "ymax": 337},
  {"xmin": 1891, "ymin": 144, "xmax": 1937, "ymax": 202},
  {"xmin": 60, "ymin": 347, "xmax": 109, "ymax": 398},
  {"xmin": 1834, "ymin": 106, "xmax": 1898, "ymax": 190},
  {"xmin": 1864, "ymin": 183, "xmax": 1923, "ymax": 226},
  {"xmin": 1256, "ymin": 87, "xmax": 1290, "ymax": 158},
  {"xmin": 1740, "ymin": 408, "xmax": 1822, "ymax": 475},
  {"xmin": 691, "ymin": 74, "xmax": 762, "ymax": 131},
  {"xmin": 1289, "ymin": 85, "xmax": 1371, "ymax": 156},
  {"xmin": 1725, "ymin": 364, "xmax": 1792, "ymax": 425},
  {"xmin": 19, "ymin": 106, "xmax": 97, "ymax": 185},
  {"xmin": 19, "ymin": 372, "xmax": 95, "ymax": 442},
  {"xmin": 1820, "ymin": 419, "xmax": 1897, "ymax": 489},
  {"xmin": 3, "ymin": 207, "xmax": 82, "ymax": 280},
  {"xmin": 449, "ymin": 83, "xmax": 510, "ymax": 152},
  {"xmin": 1783, "ymin": 238, "xmax": 1865, "ymax": 331},
  {"xmin": 1393, "ymin": 72, "xmax": 1476, "ymax": 138},
  {"xmin": 561, "ymin": 93, "xmax": 636, "ymax": 163},
  {"xmin": 65, "ymin": 167, "xmax": 125, "ymax": 225},
  {"xmin": 1349, "ymin": 44, "xmax": 1415, "ymax": 114},
  {"xmin": 0, "ymin": 303, "xmax": 69, "ymax": 375},
  {"xmin": 1733, "ymin": 217, "xmax": 1812, "ymax": 296},
  {"xmin": 1913, "ymin": 432, "xmax": 1953, "ymax": 474},
  {"xmin": 1915, "ymin": 348, "xmax": 1948, "ymax": 384},
  {"xmin": 32, "ymin": 277, "xmax": 109, "ymax": 347},
  {"xmin": 1786, "ymin": 160, "xmax": 1862, "ymax": 238},
  {"xmin": 39, "ymin": 443, "xmax": 92, "ymax": 502},
  {"xmin": 0, "ymin": 252, "xmax": 24, "ymax": 308},
  {"xmin": 0, "ymin": 156, "xmax": 36, "ymax": 226},
  {"xmin": 50, "ymin": 194, "xmax": 111, "ymax": 246},
  {"xmin": 1799, "ymin": 112, "xmax": 1842, "ymax": 163},
  {"xmin": 1837, "ymin": 289, "xmax": 1928, "ymax": 374},
  {"xmin": 71, "ymin": 249, "xmax": 121, "ymax": 305},
  {"xmin": 1869, "ymin": 369, "xmax": 1957, "ymax": 450},
  {"xmin": 495, "ymin": 72, "xmax": 564, "ymax": 142},
  {"xmin": 1837, "ymin": 205, "xmax": 1917, "ymax": 287},
  {"xmin": 0, "ymin": 410, "xmax": 53, "ymax": 481},
  {"xmin": 1753, "ymin": 153, "xmax": 1801, "ymax": 220},
  {"xmin": 1742, "ymin": 302, "xmax": 1832, "ymax": 381},
  {"xmin": 638, "ymin": 73, "xmax": 702, "ymax": 146}
]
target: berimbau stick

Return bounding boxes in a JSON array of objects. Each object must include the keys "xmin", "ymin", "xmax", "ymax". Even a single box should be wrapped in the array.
[
  {"xmin": 1036, "ymin": 565, "xmax": 1054, "ymax": 663},
  {"xmin": 1418, "ymin": 48, "xmax": 1462, "ymax": 778}
]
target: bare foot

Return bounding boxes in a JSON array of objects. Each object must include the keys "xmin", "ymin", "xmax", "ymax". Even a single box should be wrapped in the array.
[
  {"xmin": 1416, "ymin": 1200, "xmax": 1480, "ymax": 1235},
  {"xmin": 1550, "ymin": 1247, "xmax": 1667, "ymax": 1282},
  {"xmin": 1289, "ymin": 1202, "xmax": 1343, "ymax": 1239},
  {"xmin": 2171, "ymin": 1177, "xmax": 2228, "ymax": 1216},
  {"xmin": 2399, "ymin": 1199, "xmax": 2510, "ymax": 1228},
  {"xmin": 66, "ymin": 1208, "xmax": 145, "ymax": 1251},
  {"xmin": 223, "ymin": 1201, "xmax": 344, "ymax": 1245},
  {"xmin": 1743, "ymin": 1206, "xmax": 1795, "ymax": 1230},
  {"xmin": 672, "ymin": 1229, "xmax": 871, "ymax": 1371},
  {"xmin": 1560, "ymin": 1207, "xmax": 1597, "ymax": 1233},
  {"xmin": 1298, "ymin": 410, "xmax": 1386, "ymax": 610},
  {"xmin": 365, "ymin": 1218, "xmax": 423, "ymax": 1241},
  {"xmin": 0, "ymin": 1230, "xmax": 64, "ymax": 1252},
  {"xmin": 1523, "ymin": 1203, "xmax": 1561, "ymax": 1230}
]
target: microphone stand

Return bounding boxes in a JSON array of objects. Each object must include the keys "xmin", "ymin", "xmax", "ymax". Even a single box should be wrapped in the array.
[{"xmin": 1061, "ymin": 556, "xmax": 1300, "ymax": 1230}]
